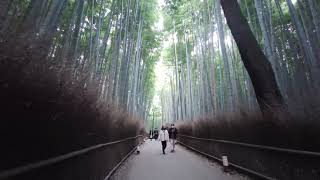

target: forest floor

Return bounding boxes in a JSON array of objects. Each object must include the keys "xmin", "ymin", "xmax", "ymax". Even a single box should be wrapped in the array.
[{"xmin": 111, "ymin": 139, "xmax": 250, "ymax": 180}]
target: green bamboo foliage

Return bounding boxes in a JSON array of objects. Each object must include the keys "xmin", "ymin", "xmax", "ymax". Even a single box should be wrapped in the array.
[
  {"xmin": 161, "ymin": 0, "xmax": 320, "ymax": 122},
  {"xmin": 0, "ymin": 0, "xmax": 162, "ymax": 121},
  {"xmin": 1, "ymin": 0, "xmax": 319, "ymax": 124}
]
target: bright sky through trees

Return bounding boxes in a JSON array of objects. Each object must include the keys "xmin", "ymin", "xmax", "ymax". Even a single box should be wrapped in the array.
[
  {"xmin": 147, "ymin": 0, "xmax": 319, "ymax": 129},
  {"xmin": 150, "ymin": 0, "xmax": 233, "ymax": 126},
  {"xmin": 150, "ymin": 0, "xmax": 170, "ymax": 117}
]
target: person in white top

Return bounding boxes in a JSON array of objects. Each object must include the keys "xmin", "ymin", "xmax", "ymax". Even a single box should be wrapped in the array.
[{"xmin": 158, "ymin": 126, "xmax": 169, "ymax": 154}]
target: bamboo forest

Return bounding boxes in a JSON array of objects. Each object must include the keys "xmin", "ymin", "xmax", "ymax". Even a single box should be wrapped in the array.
[{"xmin": 0, "ymin": 0, "xmax": 319, "ymax": 179}]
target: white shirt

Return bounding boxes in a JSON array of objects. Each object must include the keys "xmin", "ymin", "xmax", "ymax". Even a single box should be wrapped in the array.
[{"xmin": 158, "ymin": 129, "xmax": 169, "ymax": 141}]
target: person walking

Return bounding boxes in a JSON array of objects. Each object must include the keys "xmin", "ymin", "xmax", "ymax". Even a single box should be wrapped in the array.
[
  {"xmin": 169, "ymin": 123, "xmax": 178, "ymax": 152},
  {"xmin": 158, "ymin": 126, "xmax": 169, "ymax": 154}
]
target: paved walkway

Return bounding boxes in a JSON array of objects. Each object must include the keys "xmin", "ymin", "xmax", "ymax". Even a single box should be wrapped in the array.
[{"xmin": 111, "ymin": 139, "xmax": 250, "ymax": 180}]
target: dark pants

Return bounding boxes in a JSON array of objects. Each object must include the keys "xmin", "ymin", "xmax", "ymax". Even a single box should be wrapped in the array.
[{"xmin": 161, "ymin": 141, "xmax": 167, "ymax": 154}]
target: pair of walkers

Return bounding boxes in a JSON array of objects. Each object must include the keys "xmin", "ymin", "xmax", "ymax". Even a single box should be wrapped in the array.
[{"xmin": 158, "ymin": 124, "xmax": 178, "ymax": 154}]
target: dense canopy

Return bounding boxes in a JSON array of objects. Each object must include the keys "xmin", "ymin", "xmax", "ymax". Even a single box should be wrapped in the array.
[{"xmin": 0, "ymin": 0, "xmax": 320, "ymax": 177}]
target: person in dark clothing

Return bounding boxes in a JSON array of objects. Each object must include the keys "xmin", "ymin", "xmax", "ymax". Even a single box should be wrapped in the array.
[
  {"xmin": 169, "ymin": 123, "xmax": 178, "ymax": 152},
  {"xmin": 153, "ymin": 129, "xmax": 159, "ymax": 139}
]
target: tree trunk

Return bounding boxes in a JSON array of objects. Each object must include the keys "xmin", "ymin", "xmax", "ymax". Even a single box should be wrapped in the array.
[{"xmin": 220, "ymin": 0, "xmax": 286, "ymax": 119}]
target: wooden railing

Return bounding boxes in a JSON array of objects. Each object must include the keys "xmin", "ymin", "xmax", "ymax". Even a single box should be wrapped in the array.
[{"xmin": 0, "ymin": 135, "xmax": 143, "ymax": 180}]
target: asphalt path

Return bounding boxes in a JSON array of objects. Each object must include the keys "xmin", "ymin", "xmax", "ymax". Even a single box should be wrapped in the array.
[{"xmin": 111, "ymin": 139, "xmax": 250, "ymax": 180}]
